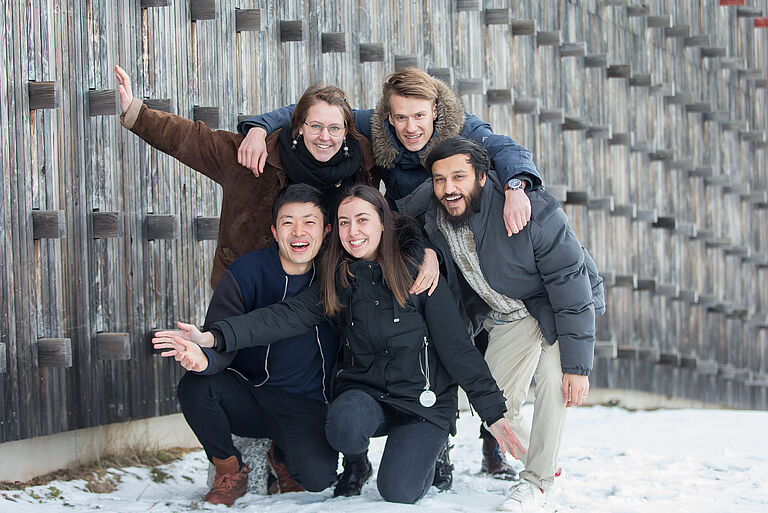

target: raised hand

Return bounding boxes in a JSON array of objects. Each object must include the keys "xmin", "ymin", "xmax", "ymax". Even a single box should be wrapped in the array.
[
  {"xmin": 410, "ymin": 248, "xmax": 440, "ymax": 296},
  {"xmin": 152, "ymin": 334, "xmax": 209, "ymax": 372},
  {"xmin": 114, "ymin": 65, "xmax": 134, "ymax": 114},
  {"xmin": 502, "ymin": 188, "xmax": 532, "ymax": 236}
]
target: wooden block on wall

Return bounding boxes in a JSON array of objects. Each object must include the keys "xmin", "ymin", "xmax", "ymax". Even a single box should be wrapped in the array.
[
  {"xmin": 626, "ymin": 5, "xmax": 650, "ymax": 16},
  {"xmin": 394, "ymin": 55, "xmax": 418, "ymax": 69},
  {"xmin": 38, "ymin": 338, "xmax": 72, "ymax": 368},
  {"xmin": 145, "ymin": 214, "xmax": 179, "ymax": 240},
  {"xmin": 737, "ymin": 6, "xmax": 762, "ymax": 17},
  {"xmin": 684, "ymin": 35, "xmax": 709, "ymax": 47},
  {"xmin": 92, "ymin": 211, "xmax": 124, "ymax": 238},
  {"xmin": 428, "ymin": 68, "xmax": 453, "ymax": 86},
  {"xmin": 674, "ymin": 289, "xmax": 698, "ymax": 303},
  {"xmin": 700, "ymin": 46, "xmax": 726, "ymax": 58},
  {"xmin": 563, "ymin": 117, "xmax": 588, "ymax": 131},
  {"xmin": 695, "ymin": 359, "xmax": 719, "ymax": 376},
  {"xmin": 321, "ymin": 33, "xmax": 345, "ymax": 53},
  {"xmin": 614, "ymin": 274, "xmax": 638, "ymax": 289},
  {"xmin": 587, "ymin": 197, "xmax": 614, "ymax": 210},
  {"xmin": 637, "ymin": 347, "xmax": 660, "ymax": 362},
  {"xmin": 649, "ymin": 149, "xmax": 674, "ymax": 161},
  {"xmin": 235, "ymin": 9, "xmax": 261, "ymax": 32},
  {"xmin": 685, "ymin": 102, "xmax": 711, "ymax": 113},
  {"xmin": 584, "ymin": 54, "xmax": 607, "ymax": 68},
  {"xmin": 658, "ymin": 351, "xmax": 680, "ymax": 366},
  {"xmin": 88, "ymin": 90, "xmax": 117, "ymax": 116},
  {"xmin": 144, "ymin": 98, "xmax": 172, "ymax": 112},
  {"xmin": 539, "ymin": 108, "xmax": 563, "ymax": 123},
  {"xmin": 617, "ymin": 345, "xmax": 638, "ymax": 360},
  {"xmin": 359, "ymin": 43, "xmax": 384, "ymax": 62},
  {"xmin": 594, "ymin": 340, "xmax": 617, "ymax": 359},
  {"xmin": 536, "ymin": 30, "xmax": 561, "ymax": 47},
  {"xmin": 458, "ymin": 79, "xmax": 484, "ymax": 95},
  {"xmin": 587, "ymin": 125, "xmax": 611, "ymax": 139},
  {"xmin": 565, "ymin": 191, "xmax": 588, "ymax": 205},
  {"xmin": 141, "ymin": 0, "xmax": 169, "ymax": 6},
  {"xmin": 191, "ymin": 0, "xmax": 216, "ymax": 20},
  {"xmin": 635, "ymin": 278, "xmax": 656, "ymax": 291},
  {"xmin": 457, "ymin": 0, "xmax": 480, "ymax": 11},
  {"xmin": 609, "ymin": 132, "xmax": 632, "ymax": 146},
  {"xmin": 485, "ymin": 8, "xmax": 509, "ymax": 24},
  {"xmin": 487, "ymin": 89, "xmax": 512, "ymax": 105},
  {"xmin": 633, "ymin": 209, "xmax": 657, "ymax": 222},
  {"xmin": 607, "ymin": 64, "xmax": 631, "ymax": 78},
  {"xmin": 629, "ymin": 73, "xmax": 651, "ymax": 87},
  {"xmin": 0, "ymin": 343, "xmax": 5, "ymax": 373},
  {"xmin": 193, "ymin": 106, "xmax": 220, "ymax": 129},
  {"xmin": 559, "ymin": 42, "xmax": 586, "ymax": 57},
  {"xmin": 32, "ymin": 210, "xmax": 65, "ymax": 239},
  {"xmin": 740, "ymin": 130, "xmax": 766, "ymax": 142},
  {"xmin": 720, "ymin": 57, "xmax": 745, "ymax": 70},
  {"xmin": 610, "ymin": 203, "xmax": 636, "ymax": 217},
  {"xmin": 195, "ymin": 216, "xmax": 219, "ymax": 241},
  {"xmin": 511, "ymin": 19, "xmax": 536, "ymax": 36},
  {"xmin": 545, "ymin": 185, "xmax": 567, "ymax": 202},
  {"xmin": 280, "ymin": 20, "xmax": 303, "ymax": 42},
  {"xmin": 665, "ymin": 25, "xmax": 690, "ymax": 38},
  {"xmin": 28, "ymin": 81, "xmax": 61, "ymax": 110},
  {"xmin": 514, "ymin": 97, "xmax": 539, "ymax": 114},
  {"xmin": 96, "ymin": 332, "xmax": 131, "ymax": 360},
  {"xmin": 646, "ymin": 15, "xmax": 672, "ymax": 28}
]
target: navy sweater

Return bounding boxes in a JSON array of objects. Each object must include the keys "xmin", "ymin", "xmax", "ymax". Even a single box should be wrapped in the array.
[{"xmin": 199, "ymin": 243, "xmax": 338, "ymax": 403}]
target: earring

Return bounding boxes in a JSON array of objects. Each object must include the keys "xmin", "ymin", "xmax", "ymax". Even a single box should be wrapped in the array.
[
  {"xmin": 343, "ymin": 139, "xmax": 349, "ymax": 158},
  {"xmin": 291, "ymin": 137, "xmax": 298, "ymax": 151}
]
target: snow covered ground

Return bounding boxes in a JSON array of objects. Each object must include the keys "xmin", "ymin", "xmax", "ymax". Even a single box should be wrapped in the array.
[{"xmin": 2, "ymin": 405, "xmax": 767, "ymax": 513}]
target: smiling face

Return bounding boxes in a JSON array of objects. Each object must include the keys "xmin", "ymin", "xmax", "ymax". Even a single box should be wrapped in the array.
[
  {"xmin": 298, "ymin": 101, "xmax": 347, "ymax": 162},
  {"xmin": 271, "ymin": 202, "xmax": 330, "ymax": 275},
  {"xmin": 387, "ymin": 94, "xmax": 437, "ymax": 152},
  {"xmin": 431, "ymin": 153, "xmax": 486, "ymax": 225},
  {"xmin": 337, "ymin": 197, "xmax": 383, "ymax": 261}
]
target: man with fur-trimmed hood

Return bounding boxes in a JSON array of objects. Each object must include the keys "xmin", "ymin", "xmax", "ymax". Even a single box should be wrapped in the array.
[{"xmin": 237, "ymin": 67, "xmax": 542, "ymax": 238}]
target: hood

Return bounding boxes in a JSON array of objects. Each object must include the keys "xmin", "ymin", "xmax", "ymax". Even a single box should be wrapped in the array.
[{"xmin": 370, "ymin": 78, "xmax": 466, "ymax": 169}]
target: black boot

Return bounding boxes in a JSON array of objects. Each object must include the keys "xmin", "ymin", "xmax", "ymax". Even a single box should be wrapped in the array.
[
  {"xmin": 481, "ymin": 437, "xmax": 518, "ymax": 481},
  {"xmin": 333, "ymin": 454, "xmax": 372, "ymax": 497},
  {"xmin": 432, "ymin": 441, "xmax": 454, "ymax": 491}
]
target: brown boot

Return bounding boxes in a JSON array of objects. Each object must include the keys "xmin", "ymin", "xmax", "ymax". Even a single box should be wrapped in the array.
[
  {"xmin": 481, "ymin": 438, "xmax": 518, "ymax": 481},
  {"xmin": 204, "ymin": 455, "xmax": 250, "ymax": 506},
  {"xmin": 267, "ymin": 443, "xmax": 305, "ymax": 494}
]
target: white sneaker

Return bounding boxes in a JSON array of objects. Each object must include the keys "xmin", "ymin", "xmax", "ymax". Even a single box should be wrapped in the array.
[{"xmin": 497, "ymin": 479, "xmax": 545, "ymax": 512}]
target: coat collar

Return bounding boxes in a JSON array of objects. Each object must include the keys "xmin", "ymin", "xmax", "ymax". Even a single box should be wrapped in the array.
[{"xmin": 369, "ymin": 78, "xmax": 466, "ymax": 169}]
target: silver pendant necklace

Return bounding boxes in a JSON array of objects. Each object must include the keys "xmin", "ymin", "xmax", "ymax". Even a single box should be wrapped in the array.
[{"xmin": 419, "ymin": 336, "xmax": 437, "ymax": 407}]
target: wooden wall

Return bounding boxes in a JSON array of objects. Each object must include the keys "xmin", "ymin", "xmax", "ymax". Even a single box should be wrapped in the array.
[{"xmin": 0, "ymin": 0, "xmax": 766, "ymax": 444}]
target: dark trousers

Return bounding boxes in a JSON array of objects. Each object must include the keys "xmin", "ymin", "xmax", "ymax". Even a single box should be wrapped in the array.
[
  {"xmin": 177, "ymin": 370, "xmax": 338, "ymax": 492},
  {"xmin": 325, "ymin": 389, "xmax": 449, "ymax": 504}
]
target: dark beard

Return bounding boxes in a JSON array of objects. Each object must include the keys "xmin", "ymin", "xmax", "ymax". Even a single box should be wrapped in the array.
[{"xmin": 441, "ymin": 181, "xmax": 483, "ymax": 229}]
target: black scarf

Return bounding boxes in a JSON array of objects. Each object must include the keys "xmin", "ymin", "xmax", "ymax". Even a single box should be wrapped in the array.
[{"xmin": 277, "ymin": 128, "xmax": 362, "ymax": 192}]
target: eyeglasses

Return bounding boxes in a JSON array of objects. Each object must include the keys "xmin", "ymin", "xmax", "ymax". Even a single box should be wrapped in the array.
[{"xmin": 304, "ymin": 121, "xmax": 345, "ymax": 136}]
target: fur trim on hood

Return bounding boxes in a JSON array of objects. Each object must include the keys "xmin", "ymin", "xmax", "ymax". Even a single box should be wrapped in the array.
[{"xmin": 370, "ymin": 78, "xmax": 466, "ymax": 169}]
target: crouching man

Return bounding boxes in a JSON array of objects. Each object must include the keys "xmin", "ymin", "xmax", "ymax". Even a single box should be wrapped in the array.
[
  {"xmin": 154, "ymin": 185, "xmax": 338, "ymax": 506},
  {"xmin": 401, "ymin": 137, "xmax": 605, "ymax": 511}
]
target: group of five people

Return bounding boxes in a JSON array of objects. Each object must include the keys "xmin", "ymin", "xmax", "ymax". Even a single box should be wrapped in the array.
[{"xmin": 115, "ymin": 64, "xmax": 604, "ymax": 511}]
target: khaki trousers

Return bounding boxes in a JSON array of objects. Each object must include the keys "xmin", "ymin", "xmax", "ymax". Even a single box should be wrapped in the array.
[{"xmin": 483, "ymin": 315, "xmax": 565, "ymax": 491}]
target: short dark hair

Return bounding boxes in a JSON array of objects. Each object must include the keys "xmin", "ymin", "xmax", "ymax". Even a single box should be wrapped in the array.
[
  {"xmin": 425, "ymin": 136, "xmax": 490, "ymax": 179},
  {"xmin": 271, "ymin": 184, "xmax": 328, "ymax": 227}
]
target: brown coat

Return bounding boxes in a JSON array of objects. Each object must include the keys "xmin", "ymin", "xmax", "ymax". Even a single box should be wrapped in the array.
[{"xmin": 121, "ymin": 98, "xmax": 377, "ymax": 288}]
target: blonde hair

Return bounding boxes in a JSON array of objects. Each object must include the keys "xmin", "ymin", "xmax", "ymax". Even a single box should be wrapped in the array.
[{"xmin": 381, "ymin": 67, "xmax": 439, "ymax": 112}]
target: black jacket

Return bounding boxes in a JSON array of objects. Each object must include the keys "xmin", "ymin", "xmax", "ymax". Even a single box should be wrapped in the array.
[
  {"xmin": 398, "ymin": 171, "xmax": 605, "ymax": 376},
  {"xmin": 208, "ymin": 219, "xmax": 507, "ymax": 434}
]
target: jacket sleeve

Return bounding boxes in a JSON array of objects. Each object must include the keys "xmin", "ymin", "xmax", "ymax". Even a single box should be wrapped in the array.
[
  {"xmin": 208, "ymin": 283, "xmax": 328, "ymax": 352},
  {"xmin": 530, "ymin": 203, "xmax": 596, "ymax": 375},
  {"xmin": 424, "ymin": 277, "xmax": 507, "ymax": 425},
  {"xmin": 236, "ymin": 104, "xmax": 296, "ymax": 135},
  {"xmin": 193, "ymin": 270, "xmax": 244, "ymax": 375},
  {"xmin": 120, "ymin": 98, "xmax": 243, "ymax": 186},
  {"xmin": 352, "ymin": 109, "xmax": 375, "ymax": 139},
  {"xmin": 461, "ymin": 114, "xmax": 542, "ymax": 189},
  {"xmin": 395, "ymin": 178, "xmax": 434, "ymax": 218}
]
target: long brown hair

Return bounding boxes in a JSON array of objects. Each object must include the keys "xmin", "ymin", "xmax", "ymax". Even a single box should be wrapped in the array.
[
  {"xmin": 291, "ymin": 84, "xmax": 361, "ymax": 141},
  {"xmin": 319, "ymin": 185, "xmax": 416, "ymax": 316}
]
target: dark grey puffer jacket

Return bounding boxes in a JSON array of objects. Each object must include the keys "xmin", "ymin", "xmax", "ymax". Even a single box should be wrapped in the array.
[{"xmin": 399, "ymin": 171, "xmax": 605, "ymax": 376}]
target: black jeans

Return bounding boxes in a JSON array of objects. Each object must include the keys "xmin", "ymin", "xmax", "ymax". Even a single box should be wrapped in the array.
[
  {"xmin": 325, "ymin": 389, "xmax": 449, "ymax": 504},
  {"xmin": 177, "ymin": 370, "xmax": 338, "ymax": 492}
]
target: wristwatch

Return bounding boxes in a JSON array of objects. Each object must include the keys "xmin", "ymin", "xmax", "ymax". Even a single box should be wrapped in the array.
[{"xmin": 505, "ymin": 178, "xmax": 524, "ymax": 191}]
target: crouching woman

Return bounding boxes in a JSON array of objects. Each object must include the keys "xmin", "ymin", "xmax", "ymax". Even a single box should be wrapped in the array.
[{"xmin": 155, "ymin": 185, "xmax": 523, "ymax": 504}]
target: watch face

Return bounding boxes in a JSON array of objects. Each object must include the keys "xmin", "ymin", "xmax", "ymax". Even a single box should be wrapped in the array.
[{"xmin": 507, "ymin": 178, "xmax": 523, "ymax": 190}]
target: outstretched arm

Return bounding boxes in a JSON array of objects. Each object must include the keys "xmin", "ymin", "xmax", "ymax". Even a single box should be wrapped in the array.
[{"xmin": 236, "ymin": 106, "xmax": 295, "ymax": 175}]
